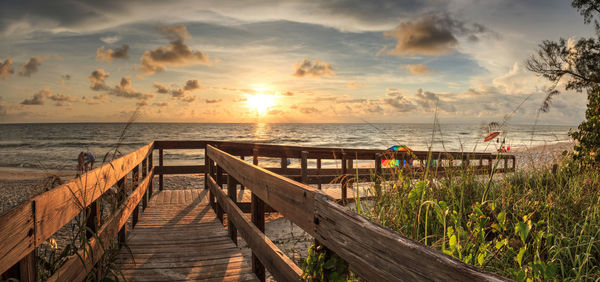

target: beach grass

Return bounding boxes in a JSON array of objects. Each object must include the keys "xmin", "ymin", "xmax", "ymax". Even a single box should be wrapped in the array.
[{"xmin": 352, "ymin": 151, "xmax": 600, "ymax": 281}]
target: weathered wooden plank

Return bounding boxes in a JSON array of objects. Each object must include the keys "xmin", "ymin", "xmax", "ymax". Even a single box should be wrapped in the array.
[
  {"xmin": 154, "ymin": 165, "xmax": 206, "ymax": 175},
  {"xmin": 0, "ymin": 201, "xmax": 34, "ymax": 275},
  {"xmin": 312, "ymin": 194, "xmax": 508, "ymax": 281},
  {"xmin": 208, "ymin": 176, "xmax": 302, "ymax": 281},
  {"xmin": 184, "ymin": 189, "xmax": 192, "ymax": 204},
  {"xmin": 47, "ymin": 170, "xmax": 154, "ymax": 282},
  {"xmin": 207, "ymin": 145, "xmax": 320, "ymax": 233}
]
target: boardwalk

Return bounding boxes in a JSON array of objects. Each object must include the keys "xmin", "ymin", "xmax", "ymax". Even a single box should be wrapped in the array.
[{"xmin": 117, "ymin": 189, "xmax": 258, "ymax": 281}]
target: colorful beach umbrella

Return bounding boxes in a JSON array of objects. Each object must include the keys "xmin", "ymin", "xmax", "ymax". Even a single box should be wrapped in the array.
[
  {"xmin": 484, "ymin": 131, "xmax": 500, "ymax": 142},
  {"xmin": 382, "ymin": 145, "xmax": 412, "ymax": 167}
]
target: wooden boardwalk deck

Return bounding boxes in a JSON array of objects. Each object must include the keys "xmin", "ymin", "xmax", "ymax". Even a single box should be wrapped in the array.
[{"xmin": 117, "ymin": 189, "xmax": 258, "ymax": 281}]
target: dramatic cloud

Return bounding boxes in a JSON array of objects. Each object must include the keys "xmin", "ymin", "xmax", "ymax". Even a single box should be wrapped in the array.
[
  {"xmin": 96, "ymin": 44, "xmax": 130, "ymax": 62},
  {"xmin": 19, "ymin": 57, "xmax": 41, "ymax": 77},
  {"xmin": 405, "ymin": 64, "xmax": 429, "ymax": 75},
  {"xmin": 384, "ymin": 14, "xmax": 490, "ymax": 56},
  {"xmin": 205, "ymin": 99, "xmax": 222, "ymax": 104},
  {"xmin": 140, "ymin": 25, "xmax": 210, "ymax": 74},
  {"xmin": 293, "ymin": 59, "xmax": 334, "ymax": 78},
  {"xmin": 0, "ymin": 58, "xmax": 13, "ymax": 80}
]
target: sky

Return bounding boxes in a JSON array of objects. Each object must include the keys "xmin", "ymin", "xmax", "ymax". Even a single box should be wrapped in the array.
[{"xmin": 0, "ymin": 0, "xmax": 595, "ymax": 124}]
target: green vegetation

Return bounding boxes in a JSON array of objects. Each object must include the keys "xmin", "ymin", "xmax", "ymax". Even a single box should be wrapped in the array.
[{"xmin": 352, "ymin": 155, "xmax": 600, "ymax": 281}]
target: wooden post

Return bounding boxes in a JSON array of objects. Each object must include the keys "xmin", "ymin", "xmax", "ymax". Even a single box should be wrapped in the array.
[
  {"xmin": 204, "ymin": 145, "xmax": 209, "ymax": 190},
  {"xmin": 208, "ymin": 158, "xmax": 215, "ymax": 209},
  {"xmin": 117, "ymin": 176, "xmax": 127, "ymax": 247},
  {"xmin": 159, "ymin": 148, "xmax": 164, "ymax": 191},
  {"xmin": 132, "ymin": 165, "xmax": 140, "ymax": 228},
  {"xmin": 300, "ymin": 151, "xmax": 308, "ymax": 184},
  {"xmin": 253, "ymin": 149, "xmax": 258, "ymax": 166},
  {"xmin": 148, "ymin": 151, "xmax": 153, "ymax": 198},
  {"xmin": 504, "ymin": 155, "xmax": 508, "ymax": 171},
  {"xmin": 375, "ymin": 153, "xmax": 382, "ymax": 197},
  {"xmin": 216, "ymin": 164, "xmax": 224, "ymax": 223},
  {"xmin": 251, "ymin": 148, "xmax": 265, "ymax": 282},
  {"xmin": 341, "ymin": 152, "xmax": 348, "ymax": 204},
  {"xmin": 141, "ymin": 158, "xmax": 148, "ymax": 210},
  {"xmin": 86, "ymin": 200, "xmax": 101, "ymax": 239},
  {"xmin": 281, "ymin": 155, "xmax": 288, "ymax": 169},
  {"xmin": 316, "ymin": 158, "xmax": 322, "ymax": 190},
  {"xmin": 18, "ymin": 252, "xmax": 36, "ymax": 282},
  {"xmin": 240, "ymin": 156, "xmax": 245, "ymax": 190},
  {"xmin": 227, "ymin": 175, "xmax": 238, "ymax": 245}
]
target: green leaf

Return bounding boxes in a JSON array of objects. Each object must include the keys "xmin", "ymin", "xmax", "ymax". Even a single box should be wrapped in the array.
[
  {"xmin": 516, "ymin": 246, "xmax": 527, "ymax": 267},
  {"xmin": 477, "ymin": 252, "xmax": 486, "ymax": 266},
  {"xmin": 515, "ymin": 221, "xmax": 530, "ymax": 243}
]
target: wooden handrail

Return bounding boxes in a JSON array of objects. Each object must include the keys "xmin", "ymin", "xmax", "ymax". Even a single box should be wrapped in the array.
[
  {"xmin": 206, "ymin": 145, "xmax": 509, "ymax": 281},
  {"xmin": 0, "ymin": 142, "xmax": 154, "ymax": 276}
]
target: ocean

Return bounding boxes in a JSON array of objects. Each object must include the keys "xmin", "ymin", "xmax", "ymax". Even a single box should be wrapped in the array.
[{"xmin": 0, "ymin": 123, "xmax": 574, "ymax": 171}]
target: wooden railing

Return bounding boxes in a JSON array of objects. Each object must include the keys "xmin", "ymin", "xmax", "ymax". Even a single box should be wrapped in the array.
[
  {"xmin": 153, "ymin": 140, "xmax": 515, "ymax": 204},
  {"xmin": 0, "ymin": 140, "xmax": 515, "ymax": 281},
  {"xmin": 0, "ymin": 142, "xmax": 154, "ymax": 281},
  {"xmin": 205, "ymin": 145, "xmax": 509, "ymax": 281}
]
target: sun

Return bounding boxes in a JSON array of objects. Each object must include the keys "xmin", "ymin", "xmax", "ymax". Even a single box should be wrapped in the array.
[{"xmin": 246, "ymin": 94, "xmax": 276, "ymax": 115}]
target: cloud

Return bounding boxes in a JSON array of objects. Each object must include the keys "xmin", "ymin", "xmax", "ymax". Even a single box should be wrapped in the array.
[
  {"xmin": 153, "ymin": 102, "xmax": 168, "ymax": 107},
  {"xmin": 21, "ymin": 88, "xmax": 50, "ymax": 105},
  {"xmin": 382, "ymin": 89, "xmax": 415, "ymax": 112},
  {"xmin": 96, "ymin": 44, "xmax": 130, "ymax": 62},
  {"xmin": 153, "ymin": 82, "xmax": 169, "ymax": 94},
  {"xmin": 140, "ymin": 25, "xmax": 210, "ymax": 74},
  {"xmin": 405, "ymin": 64, "xmax": 429, "ymax": 75},
  {"xmin": 299, "ymin": 107, "xmax": 320, "ymax": 114},
  {"xmin": 282, "ymin": 91, "xmax": 294, "ymax": 96},
  {"xmin": 384, "ymin": 14, "xmax": 490, "ymax": 56},
  {"xmin": 205, "ymin": 98, "xmax": 222, "ymax": 103},
  {"xmin": 414, "ymin": 88, "xmax": 456, "ymax": 112},
  {"xmin": 89, "ymin": 69, "xmax": 110, "ymax": 91},
  {"xmin": 183, "ymin": 79, "xmax": 201, "ymax": 91},
  {"xmin": 112, "ymin": 77, "xmax": 154, "ymax": 100},
  {"xmin": 21, "ymin": 88, "xmax": 79, "ymax": 106},
  {"xmin": 181, "ymin": 96, "xmax": 196, "ymax": 103},
  {"xmin": 19, "ymin": 57, "xmax": 41, "ymax": 77},
  {"xmin": 0, "ymin": 59, "xmax": 13, "ymax": 80},
  {"xmin": 154, "ymin": 79, "xmax": 201, "ymax": 101},
  {"xmin": 61, "ymin": 74, "xmax": 71, "ymax": 80},
  {"xmin": 88, "ymin": 70, "xmax": 153, "ymax": 100},
  {"xmin": 100, "ymin": 35, "xmax": 121, "ymax": 44},
  {"xmin": 293, "ymin": 59, "xmax": 334, "ymax": 78}
]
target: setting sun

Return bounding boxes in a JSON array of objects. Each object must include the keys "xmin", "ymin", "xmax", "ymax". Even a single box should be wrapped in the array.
[{"xmin": 246, "ymin": 94, "xmax": 276, "ymax": 115}]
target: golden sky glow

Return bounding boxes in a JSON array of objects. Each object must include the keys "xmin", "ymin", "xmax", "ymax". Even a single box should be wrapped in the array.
[{"xmin": 246, "ymin": 93, "xmax": 277, "ymax": 116}]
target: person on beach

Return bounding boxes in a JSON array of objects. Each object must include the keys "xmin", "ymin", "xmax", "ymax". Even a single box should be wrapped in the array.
[
  {"xmin": 84, "ymin": 152, "xmax": 95, "ymax": 171},
  {"xmin": 77, "ymin": 152, "xmax": 85, "ymax": 173}
]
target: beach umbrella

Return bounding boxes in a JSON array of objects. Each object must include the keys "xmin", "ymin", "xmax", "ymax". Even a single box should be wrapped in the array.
[
  {"xmin": 483, "ymin": 131, "xmax": 500, "ymax": 142},
  {"xmin": 383, "ymin": 145, "xmax": 412, "ymax": 167}
]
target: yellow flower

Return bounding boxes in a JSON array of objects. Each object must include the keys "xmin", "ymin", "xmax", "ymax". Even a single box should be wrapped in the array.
[{"xmin": 48, "ymin": 238, "xmax": 58, "ymax": 250}]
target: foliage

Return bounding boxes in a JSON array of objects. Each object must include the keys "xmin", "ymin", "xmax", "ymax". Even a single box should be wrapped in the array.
[
  {"xmin": 527, "ymin": 0, "xmax": 600, "ymax": 164},
  {"xmin": 301, "ymin": 242, "xmax": 350, "ymax": 282},
  {"xmin": 354, "ymin": 158, "xmax": 600, "ymax": 280},
  {"xmin": 570, "ymin": 86, "xmax": 600, "ymax": 165}
]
